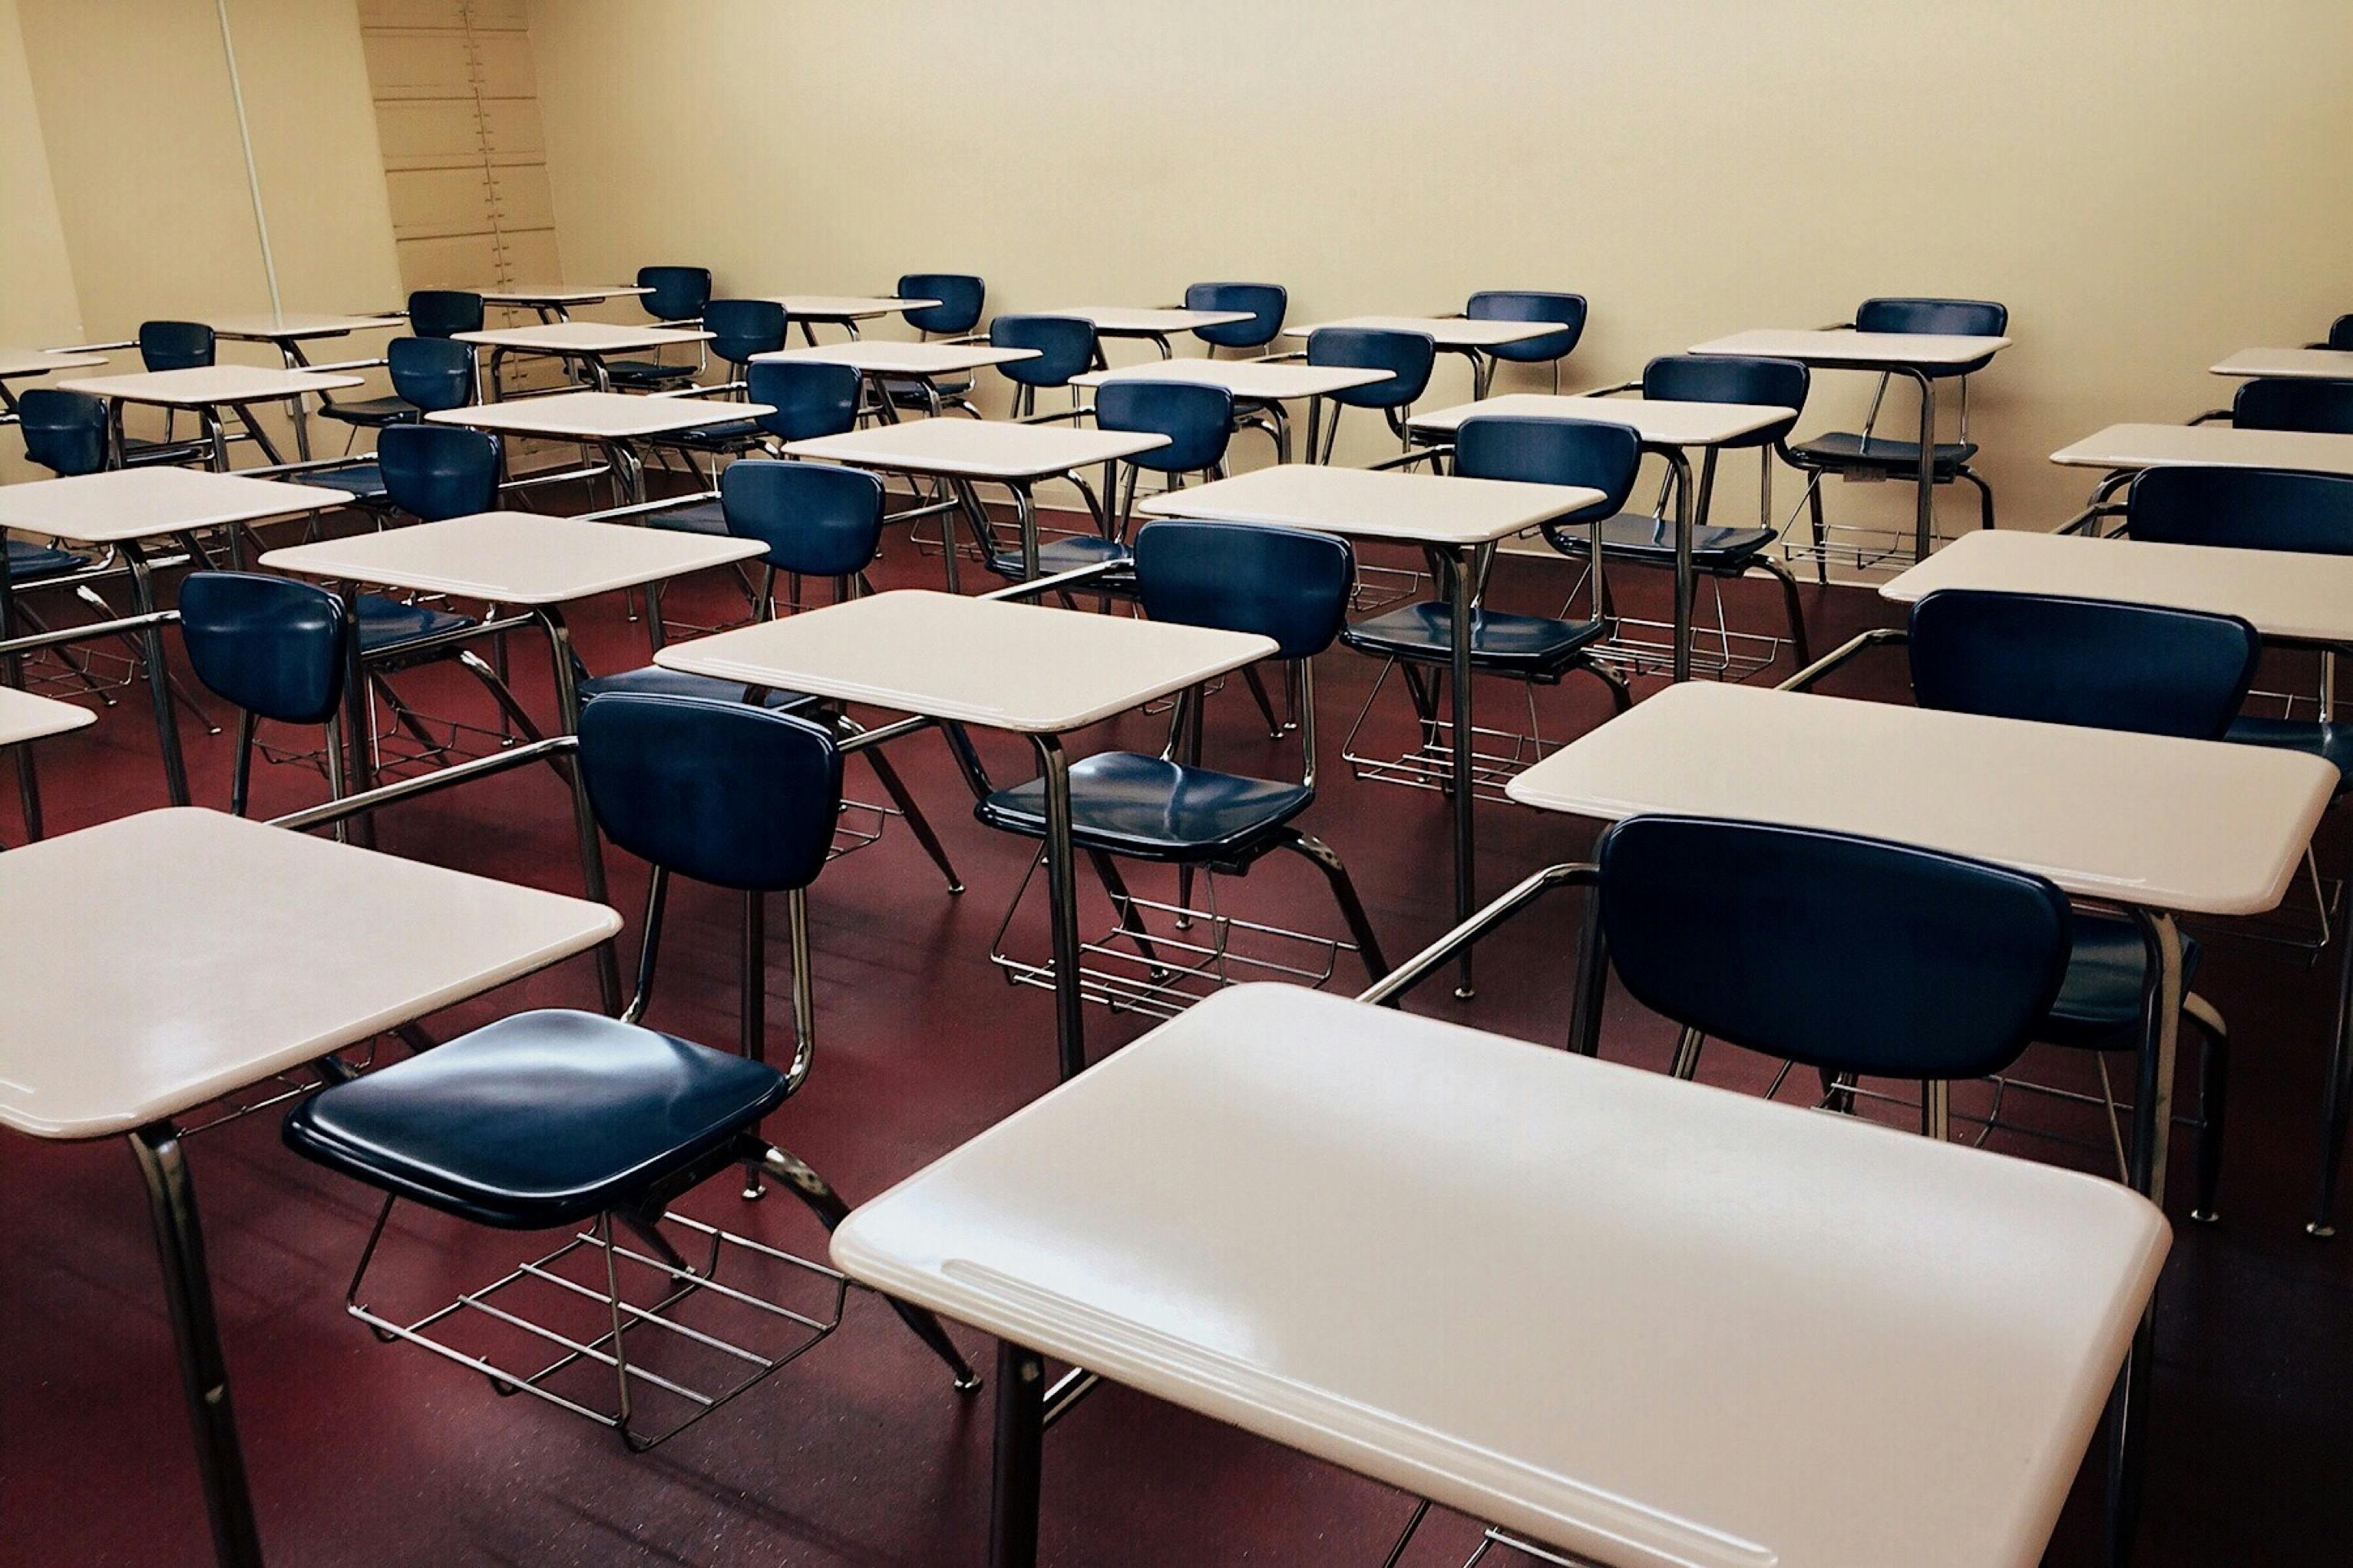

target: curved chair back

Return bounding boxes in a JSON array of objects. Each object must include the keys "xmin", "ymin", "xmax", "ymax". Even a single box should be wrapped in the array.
[
  {"xmin": 720, "ymin": 460, "xmax": 885, "ymax": 579},
  {"xmin": 1134, "ymin": 520, "xmax": 1353, "ymax": 661},
  {"xmin": 1598, "ymin": 814, "xmax": 2072, "ymax": 1081},
  {"xmin": 1185, "ymin": 282, "xmax": 1286, "ymax": 350},
  {"xmin": 15, "ymin": 388, "xmax": 110, "ymax": 476},
  {"xmin": 1096, "ymin": 380, "xmax": 1234, "ymax": 474},
  {"xmin": 703, "ymin": 299, "xmax": 788, "ymax": 368},
  {"xmin": 745, "ymin": 358, "xmax": 861, "ymax": 443},
  {"xmin": 377, "ymin": 424, "xmax": 501, "ymax": 520},
  {"xmin": 898, "ymin": 273, "xmax": 985, "ymax": 336},
  {"xmin": 138, "ymin": 320, "xmax": 214, "ymax": 371},
  {"xmin": 1640, "ymin": 355, "xmax": 1809, "ymax": 447},
  {"xmin": 178, "ymin": 572, "xmax": 349, "ymax": 726},
  {"xmin": 2329, "ymin": 315, "xmax": 2353, "ymax": 352},
  {"xmin": 1853, "ymin": 298, "xmax": 2005, "ymax": 378},
  {"xmin": 1466, "ymin": 290, "xmax": 1588, "ymax": 364},
  {"xmin": 2230, "ymin": 377, "xmax": 2353, "ymax": 435},
  {"xmin": 635, "ymin": 266, "xmax": 711, "ymax": 323},
  {"xmin": 990, "ymin": 315, "xmax": 1097, "ymax": 388},
  {"xmin": 386, "ymin": 337, "xmax": 474, "ymax": 413},
  {"xmin": 1909, "ymin": 589, "xmax": 2258, "ymax": 740},
  {"xmin": 1307, "ymin": 326, "xmax": 1435, "ymax": 409},
  {"xmin": 406, "ymin": 289, "xmax": 484, "ymax": 338},
  {"xmin": 578, "ymin": 692, "xmax": 842, "ymax": 893},
  {"xmin": 2128, "ymin": 465, "xmax": 2353, "ymax": 555},
  {"xmin": 1455, "ymin": 415, "xmax": 1641, "ymax": 549}
]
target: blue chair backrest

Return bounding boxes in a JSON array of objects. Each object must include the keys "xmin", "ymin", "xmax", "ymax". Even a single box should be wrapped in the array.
[
  {"xmin": 1908, "ymin": 589, "xmax": 2258, "ymax": 740},
  {"xmin": 16, "ymin": 389, "xmax": 109, "ymax": 476},
  {"xmin": 377, "ymin": 424, "xmax": 500, "ymax": 520},
  {"xmin": 406, "ymin": 289, "xmax": 484, "ymax": 338},
  {"xmin": 1455, "ymin": 414, "xmax": 1641, "ymax": 535},
  {"xmin": 177, "ymin": 572, "xmax": 349, "ymax": 726},
  {"xmin": 720, "ymin": 460, "xmax": 884, "ymax": 579},
  {"xmin": 578, "ymin": 692, "xmax": 842, "ymax": 893},
  {"xmin": 898, "ymin": 273, "xmax": 985, "ymax": 335},
  {"xmin": 745, "ymin": 359, "xmax": 861, "ymax": 443},
  {"xmin": 1096, "ymin": 380, "xmax": 1234, "ymax": 474},
  {"xmin": 139, "ymin": 320, "xmax": 214, "ymax": 371},
  {"xmin": 990, "ymin": 315, "xmax": 1096, "ymax": 388},
  {"xmin": 2231, "ymin": 378, "xmax": 2353, "ymax": 435},
  {"xmin": 2329, "ymin": 315, "xmax": 2353, "ymax": 352},
  {"xmin": 386, "ymin": 337, "xmax": 473, "ymax": 413},
  {"xmin": 1641, "ymin": 355, "xmax": 1809, "ymax": 447},
  {"xmin": 1854, "ymin": 298, "xmax": 2005, "ymax": 378},
  {"xmin": 1307, "ymin": 326, "xmax": 1436, "ymax": 409},
  {"xmin": 2128, "ymin": 465, "xmax": 2353, "ymax": 555},
  {"xmin": 636, "ymin": 266, "xmax": 711, "ymax": 322},
  {"xmin": 1598, "ymin": 814, "xmax": 2072, "ymax": 1081},
  {"xmin": 1134, "ymin": 520, "xmax": 1354, "ymax": 661},
  {"xmin": 703, "ymin": 299, "xmax": 787, "ymax": 367},
  {"xmin": 1466, "ymin": 290, "xmax": 1588, "ymax": 364},
  {"xmin": 1185, "ymin": 282, "xmax": 1286, "ymax": 349}
]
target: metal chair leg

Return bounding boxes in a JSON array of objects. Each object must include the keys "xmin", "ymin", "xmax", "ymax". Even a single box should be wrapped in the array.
[
  {"xmin": 1963, "ymin": 467, "xmax": 1996, "ymax": 532},
  {"xmin": 1240, "ymin": 665, "xmax": 1284, "ymax": 739},
  {"xmin": 859, "ymin": 744, "xmax": 963, "ymax": 894},
  {"xmin": 1754, "ymin": 556, "xmax": 1813, "ymax": 668},
  {"xmin": 228, "ymin": 709, "xmax": 257, "ymax": 817},
  {"xmin": 1803, "ymin": 474, "xmax": 1829, "ymax": 585},
  {"xmin": 1669, "ymin": 1026, "xmax": 1705, "ymax": 1080},
  {"xmin": 1278, "ymin": 829, "xmax": 1390, "ymax": 979},
  {"xmin": 2187, "ymin": 993, "xmax": 2230, "ymax": 1223}
]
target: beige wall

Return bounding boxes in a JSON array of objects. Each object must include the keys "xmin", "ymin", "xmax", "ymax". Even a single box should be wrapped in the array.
[{"xmin": 528, "ymin": 0, "xmax": 2353, "ymax": 533}]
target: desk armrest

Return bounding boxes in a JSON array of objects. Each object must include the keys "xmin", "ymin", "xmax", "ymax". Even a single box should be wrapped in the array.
[
  {"xmin": 1777, "ymin": 626, "xmax": 1906, "ymax": 692},
  {"xmin": 269, "ymin": 734, "xmax": 577, "ymax": 834}
]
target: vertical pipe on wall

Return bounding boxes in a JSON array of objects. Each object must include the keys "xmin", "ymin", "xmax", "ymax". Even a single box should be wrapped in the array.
[{"xmin": 213, "ymin": 0, "xmax": 282, "ymax": 322}]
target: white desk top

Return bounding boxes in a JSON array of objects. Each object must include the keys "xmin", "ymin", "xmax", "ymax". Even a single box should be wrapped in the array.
[
  {"xmin": 1137, "ymin": 462, "xmax": 1604, "ymax": 546},
  {"xmin": 1051, "ymin": 305, "xmax": 1254, "ymax": 335},
  {"xmin": 2209, "ymin": 348, "xmax": 2353, "ymax": 381},
  {"xmin": 653, "ymin": 589, "xmax": 1273, "ymax": 734},
  {"xmin": 54, "ymin": 365, "xmax": 364, "ymax": 407},
  {"xmin": 0, "ymin": 808, "xmax": 620, "ymax": 1140},
  {"xmin": 262, "ymin": 512, "xmax": 765, "ymax": 606},
  {"xmin": 454, "ymin": 322, "xmax": 712, "ymax": 355},
  {"xmin": 1690, "ymin": 328, "xmax": 2011, "ymax": 368},
  {"xmin": 835, "ymin": 983, "xmax": 2168, "ymax": 1568},
  {"xmin": 1070, "ymin": 358, "xmax": 1391, "ymax": 401},
  {"xmin": 0, "ymin": 685, "xmax": 95, "ymax": 748},
  {"xmin": 750, "ymin": 341, "xmax": 1039, "ymax": 377},
  {"xmin": 1284, "ymin": 315, "xmax": 1562, "ymax": 349},
  {"xmin": 1411, "ymin": 392, "xmax": 1794, "ymax": 446},
  {"xmin": 207, "ymin": 313, "xmax": 404, "ymax": 342},
  {"xmin": 782, "ymin": 419, "xmax": 1167, "ymax": 481},
  {"xmin": 0, "ymin": 467, "xmax": 337, "ymax": 543},
  {"xmin": 428, "ymin": 391, "xmax": 771, "ymax": 440},
  {"xmin": 760, "ymin": 294, "xmax": 940, "ymax": 320},
  {"xmin": 2051, "ymin": 422, "xmax": 2353, "ymax": 477},
  {"xmin": 0, "ymin": 348, "xmax": 109, "ymax": 378},
  {"xmin": 1508, "ymin": 682, "xmax": 2334, "ymax": 917},
  {"xmin": 1880, "ymin": 528, "xmax": 2353, "ymax": 646},
  {"xmin": 476, "ymin": 283, "xmax": 651, "ymax": 305}
]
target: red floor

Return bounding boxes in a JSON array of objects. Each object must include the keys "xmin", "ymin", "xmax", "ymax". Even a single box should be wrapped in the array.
[{"xmin": 4, "ymin": 503, "xmax": 2349, "ymax": 1565}]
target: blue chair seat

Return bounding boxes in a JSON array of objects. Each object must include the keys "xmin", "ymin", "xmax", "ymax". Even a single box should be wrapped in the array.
[
  {"xmin": 2224, "ymin": 714, "xmax": 2353, "ymax": 795},
  {"xmin": 580, "ymin": 664, "xmax": 821, "ymax": 713},
  {"xmin": 1788, "ymin": 431, "xmax": 1980, "ymax": 474},
  {"xmin": 1549, "ymin": 510, "xmax": 1778, "ymax": 568},
  {"xmin": 646, "ymin": 498, "xmax": 730, "ymax": 536},
  {"xmin": 603, "ymin": 358, "xmax": 699, "ymax": 388},
  {"xmin": 661, "ymin": 417, "xmax": 764, "ymax": 449},
  {"xmin": 984, "ymin": 533, "xmax": 1134, "ymax": 582},
  {"xmin": 281, "ymin": 1008, "xmax": 788, "ymax": 1230},
  {"xmin": 120, "ymin": 437, "xmax": 215, "ymax": 467},
  {"xmin": 977, "ymin": 751, "xmax": 1313, "ymax": 863},
  {"xmin": 358, "ymin": 593, "xmax": 475, "ymax": 655},
  {"xmin": 884, "ymin": 375, "xmax": 973, "ymax": 408},
  {"xmin": 2039, "ymin": 914, "xmax": 2203, "ymax": 1049},
  {"xmin": 7, "ymin": 540, "xmax": 94, "ymax": 582},
  {"xmin": 296, "ymin": 463, "xmax": 389, "ymax": 503},
  {"xmin": 318, "ymin": 394, "xmax": 420, "ymax": 428},
  {"xmin": 1341, "ymin": 602, "xmax": 1608, "ymax": 681}
]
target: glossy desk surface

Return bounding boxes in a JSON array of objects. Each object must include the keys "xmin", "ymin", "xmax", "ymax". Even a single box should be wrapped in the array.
[
  {"xmin": 1137, "ymin": 461, "xmax": 1604, "ymax": 546},
  {"xmin": 1284, "ymin": 314, "xmax": 1563, "ymax": 348},
  {"xmin": 0, "ymin": 348, "xmax": 109, "ymax": 378},
  {"xmin": 834, "ymin": 983, "xmax": 2169, "ymax": 1568},
  {"xmin": 1050, "ymin": 305, "xmax": 1254, "ymax": 334},
  {"xmin": 428, "ymin": 391, "xmax": 769, "ymax": 439},
  {"xmin": 262, "ymin": 511, "xmax": 765, "ymax": 605},
  {"xmin": 762, "ymin": 294, "xmax": 940, "ymax": 319},
  {"xmin": 782, "ymin": 418, "xmax": 1166, "ymax": 480},
  {"xmin": 207, "ymin": 313, "xmax": 403, "ymax": 342},
  {"xmin": 2051, "ymin": 422, "xmax": 2353, "ymax": 476},
  {"xmin": 0, "ymin": 686, "xmax": 95, "ymax": 747},
  {"xmin": 2208, "ymin": 348, "xmax": 2353, "ymax": 381},
  {"xmin": 1411, "ymin": 391, "xmax": 1794, "ymax": 445},
  {"xmin": 0, "ymin": 467, "xmax": 337, "ymax": 543},
  {"xmin": 453, "ymin": 322, "xmax": 712, "ymax": 354},
  {"xmin": 654, "ymin": 589, "xmax": 1272, "ymax": 734},
  {"xmin": 1070, "ymin": 357, "xmax": 1390, "ymax": 400},
  {"xmin": 55, "ymin": 365, "xmax": 364, "ymax": 406},
  {"xmin": 476, "ymin": 283, "xmax": 651, "ymax": 305},
  {"xmin": 751, "ymin": 341, "xmax": 1039, "ymax": 377},
  {"xmin": 1508, "ymin": 682, "xmax": 2335, "ymax": 917},
  {"xmin": 1690, "ymin": 328, "xmax": 2011, "ymax": 368},
  {"xmin": 0, "ymin": 808, "xmax": 620, "ymax": 1139}
]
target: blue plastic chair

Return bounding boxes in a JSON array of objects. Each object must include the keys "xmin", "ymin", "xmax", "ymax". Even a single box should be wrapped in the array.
[
  {"xmin": 352, "ymin": 425, "xmax": 508, "ymax": 668},
  {"xmin": 602, "ymin": 265, "xmax": 712, "ymax": 390},
  {"xmin": 973, "ymin": 520, "xmax": 1389, "ymax": 999},
  {"xmin": 121, "ymin": 320, "xmax": 218, "ymax": 467},
  {"xmin": 1465, "ymin": 290, "xmax": 1588, "ymax": 391},
  {"xmin": 282, "ymin": 692, "xmax": 977, "ymax": 1449},
  {"xmin": 659, "ymin": 299, "xmax": 791, "ymax": 454},
  {"xmin": 405, "ymin": 290, "xmax": 484, "ymax": 339},
  {"xmin": 319, "ymin": 337, "xmax": 475, "ymax": 434},
  {"xmin": 1185, "ymin": 282, "xmax": 1287, "ymax": 354},
  {"xmin": 2326, "ymin": 315, "xmax": 2353, "ymax": 352},
  {"xmin": 16, "ymin": 388, "xmax": 109, "ymax": 478},
  {"xmin": 646, "ymin": 360, "xmax": 870, "ymax": 541},
  {"xmin": 2229, "ymin": 377, "xmax": 2353, "ymax": 434},
  {"xmin": 1304, "ymin": 326, "xmax": 1436, "ymax": 460},
  {"xmin": 884, "ymin": 273, "xmax": 987, "ymax": 415},
  {"xmin": 177, "ymin": 572, "xmax": 352, "ymax": 815},
  {"xmin": 990, "ymin": 314, "xmax": 1099, "ymax": 418}
]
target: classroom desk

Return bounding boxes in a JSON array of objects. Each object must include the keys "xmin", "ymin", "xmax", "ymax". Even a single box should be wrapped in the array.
[
  {"xmin": 1282, "ymin": 314, "xmax": 1566, "ymax": 398},
  {"xmin": 833, "ymin": 982, "xmax": 2170, "ymax": 1568},
  {"xmin": 750, "ymin": 339, "xmax": 1041, "ymax": 420},
  {"xmin": 1047, "ymin": 305, "xmax": 1254, "ymax": 360},
  {"xmin": 0, "ymin": 806, "xmax": 620, "ymax": 1567},
  {"xmin": 1137, "ymin": 463, "xmax": 1605, "ymax": 998},
  {"xmin": 2051, "ymin": 422, "xmax": 2353, "ymax": 520},
  {"xmin": 755, "ymin": 294, "xmax": 940, "ymax": 344},
  {"xmin": 1690, "ymin": 328, "xmax": 2012, "ymax": 563},
  {"xmin": 0, "ymin": 468, "xmax": 339, "ymax": 804},
  {"xmin": 2209, "ymin": 348, "xmax": 2353, "ymax": 381},
  {"xmin": 426, "ymin": 390, "xmax": 772, "ymax": 507},
  {"xmin": 653, "ymin": 589, "xmax": 1273, "ymax": 1081},
  {"xmin": 55, "ymin": 365, "xmax": 365, "ymax": 471},
  {"xmin": 475, "ymin": 282, "xmax": 651, "ymax": 322},
  {"xmin": 1069, "ymin": 357, "xmax": 1392, "ymax": 464},
  {"xmin": 1409, "ymin": 392, "xmax": 1797, "ymax": 680},
  {"xmin": 781, "ymin": 420, "xmax": 1166, "ymax": 586},
  {"xmin": 0, "ymin": 346, "xmax": 111, "ymax": 416},
  {"xmin": 452, "ymin": 321, "xmax": 712, "ymax": 394},
  {"xmin": 0, "ymin": 683, "xmax": 94, "ymax": 840},
  {"xmin": 207, "ymin": 315, "xmax": 405, "ymax": 459}
]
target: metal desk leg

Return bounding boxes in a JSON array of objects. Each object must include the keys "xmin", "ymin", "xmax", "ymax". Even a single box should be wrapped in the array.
[
  {"xmin": 231, "ymin": 403, "xmax": 286, "ymax": 467},
  {"xmin": 2308, "ymin": 884, "xmax": 2353, "ymax": 1236},
  {"xmin": 1304, "ymin": 396, "xmax": 1324, "ymax": 467},
  {"xmin": 1664, "ymin": 447, "xmax": 1697, "ymax": 682},
  {"xmin": 1016, "ymin": 483, "xmax": 1040, "ymax": 581},
  {"xmin": 273, "ymin": 340, "xmax": 312, "ymax": 460},
  {"xmin": 988, "ymin": 1341, "xmax": 1046, "ymax": 1568},
  {"xmin": 202, "ymin": 405, "xmax": 233, "ymax": 473},
  {"xmin": 1449, "ymin": 547, "xmax": 1479, "ymax": 999},
  {"xmin": 1912, "ymin": 371, "xmax": 1938, "ymax": 563},
  {"xmin": 1033, "ymin": 734, "xmax": 1086, "ymax": 1079},
  {"xmin": 0, "ymin": 546, "xmax": 37, "ymax": 838},
  {"xmin": 131, "ymin": 1121, "xmax": 265, "ymax": 1568},
  {"xmin": 539, "ymin": 606, "xmax": 624, "ymax": 1015},
  {"xmin": 123, "ymin": 543, "xmax": 191, "ymax": 807}
]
